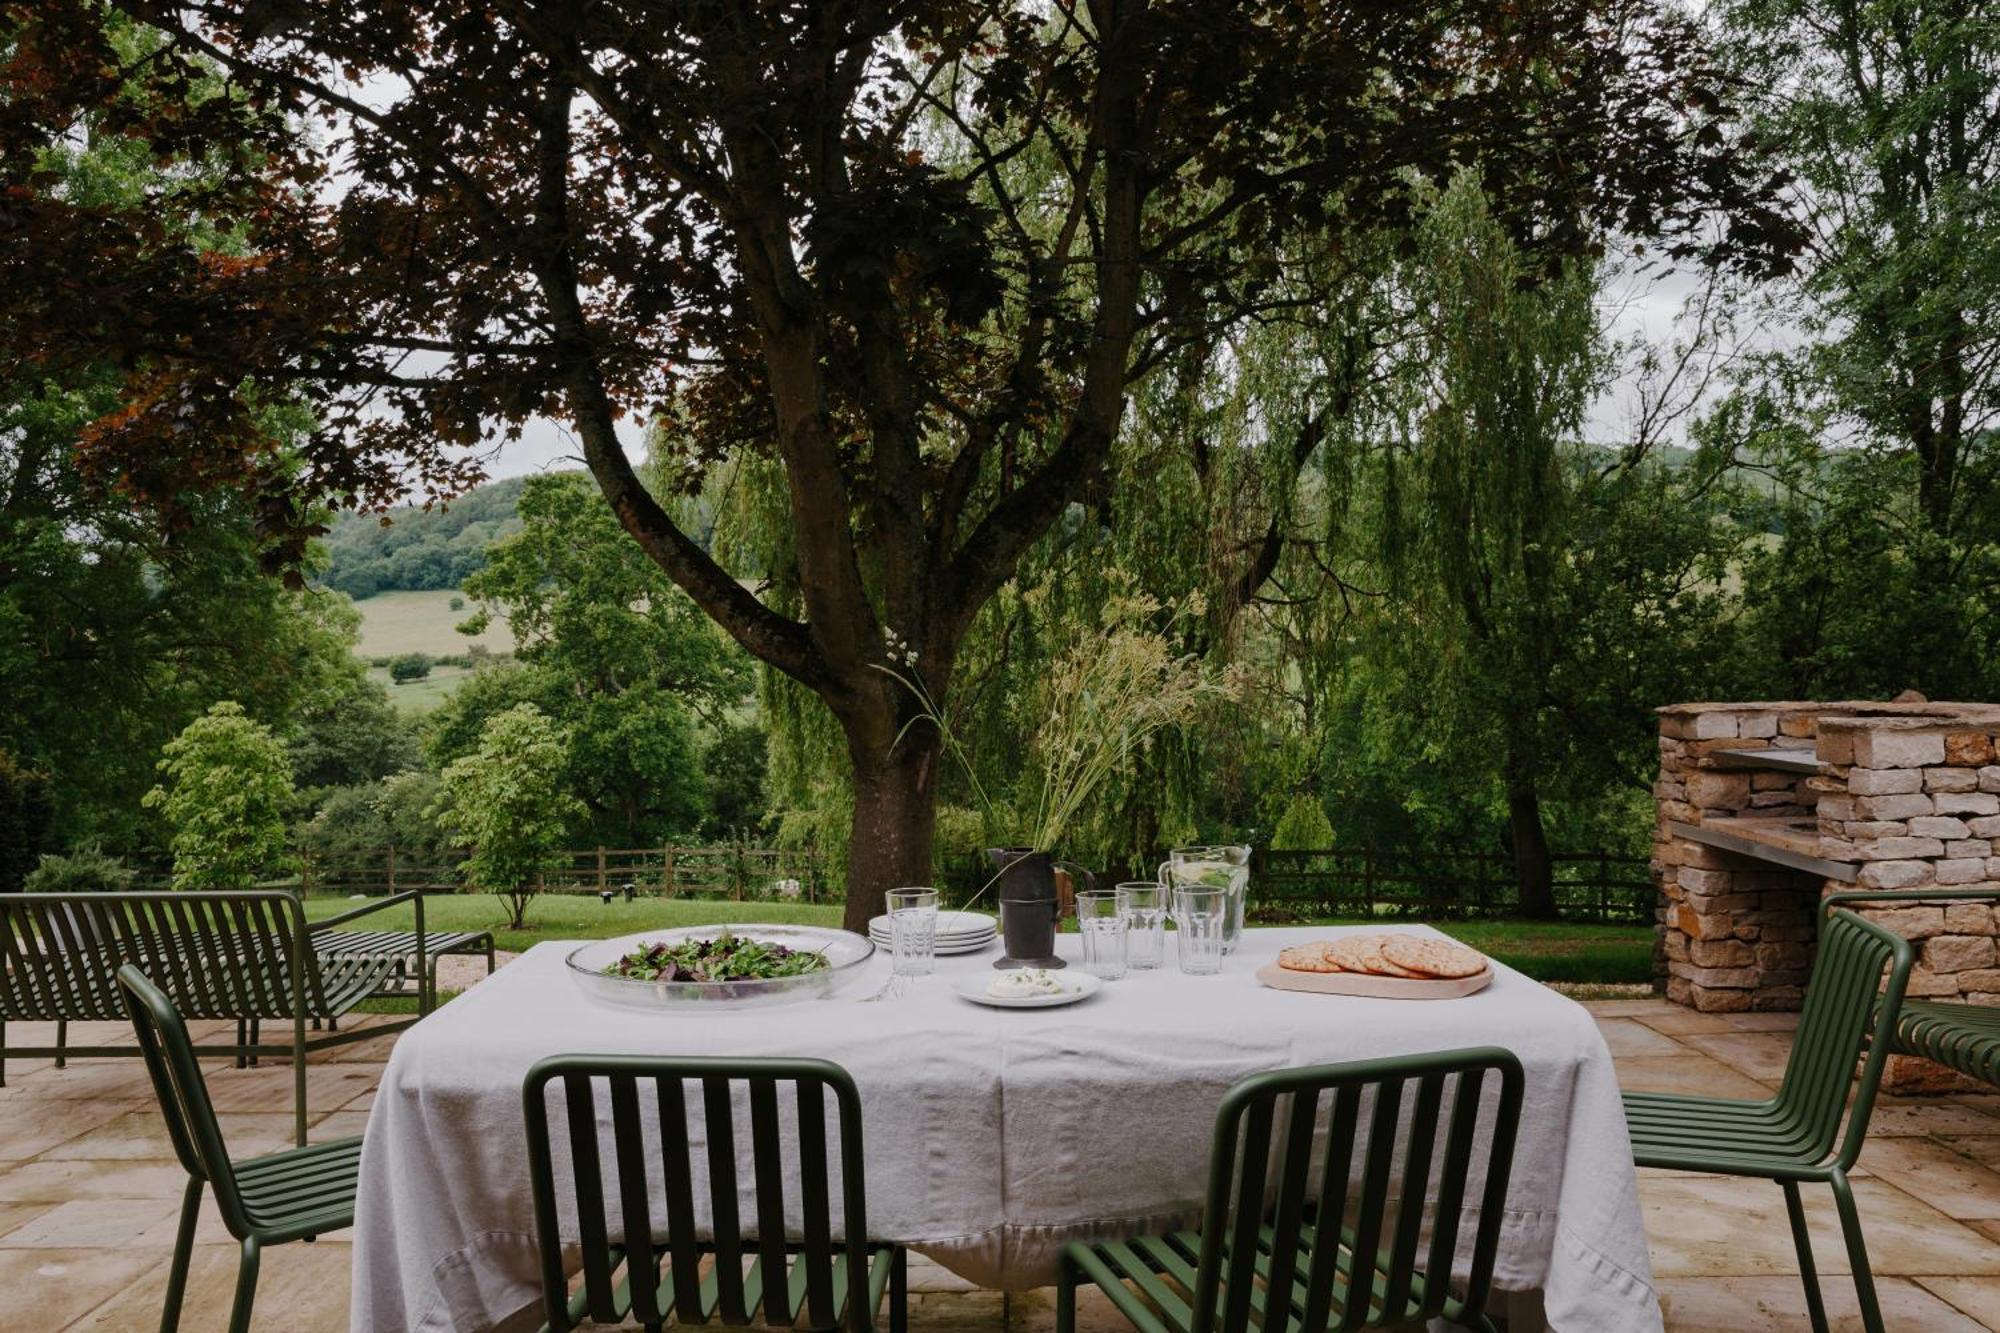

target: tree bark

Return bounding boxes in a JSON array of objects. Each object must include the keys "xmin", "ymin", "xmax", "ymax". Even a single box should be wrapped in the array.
[
  {"xmin": 843, "ymin": 732, "xmax": 940, "ymax": 933},
  {"xmin": 1503, "ymin": 746, "xmax": 1557, "ymax": 920}
]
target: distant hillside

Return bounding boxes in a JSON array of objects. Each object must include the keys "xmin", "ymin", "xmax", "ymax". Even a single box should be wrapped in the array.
[{"xmin": 318, "ymin": 476, "xmax": 532, "ymax": 598}]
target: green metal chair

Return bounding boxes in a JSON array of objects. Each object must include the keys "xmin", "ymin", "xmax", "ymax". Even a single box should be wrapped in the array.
[
  {"xmin": 1623, "ymin": 907, "xmax": 1914, "ymax": 1333},
  {"xmin": 1825, "ymin": 888, "xmax": 2000, "ymax": 1089},
  {"xmin": 522, "ymin": 1054, "xmax": 907, "ymax": 1333},
  {"xmin": 1060, "ymin": 1047, "xmax": 1526, "ymax": 1333},
  {"xmin": 116, "ymin": 964, "xmax": 362, "ymax": 1333}
]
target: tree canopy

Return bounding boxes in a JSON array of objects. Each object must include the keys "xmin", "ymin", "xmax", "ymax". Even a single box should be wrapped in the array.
[{"xmin": 3, "ymin": 2, "xmax": 1804, "ymax": 923}]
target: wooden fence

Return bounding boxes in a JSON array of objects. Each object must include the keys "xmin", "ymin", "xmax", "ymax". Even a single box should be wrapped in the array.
[
  {"xmin": 152, "ymin": 842, "xmax": 1650, "ymax": 922},
  {"xmin": 1254, "ymin": 847, "xmax": 1654, "ymax": 924},
  {"xmin": 293, "ymin": 843, "xmax": 827, "ymax": 902}
]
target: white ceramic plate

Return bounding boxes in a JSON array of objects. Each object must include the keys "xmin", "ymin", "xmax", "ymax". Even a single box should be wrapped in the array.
[
  {"xmin": 873, "ymin": 933, "xmax": 997, "ymax": 957},
  {"xmin": 867, "ymin": 910, "xmax": 996, "ymax": 940},
  {"xmin": 952, "ymin": 971, "xmax": 1103, "ymax": 1009}
]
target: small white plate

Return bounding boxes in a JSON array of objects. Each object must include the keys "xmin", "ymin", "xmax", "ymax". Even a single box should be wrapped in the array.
[{"xmin": 952, "ymin": 971, "xmax": 1103, "ymax": 1009}]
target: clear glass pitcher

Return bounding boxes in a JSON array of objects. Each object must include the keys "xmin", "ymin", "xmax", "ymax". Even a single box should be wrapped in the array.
[{"xmin": 1159, "ymin": 845, "xmax": 1251, "ymax": 955}]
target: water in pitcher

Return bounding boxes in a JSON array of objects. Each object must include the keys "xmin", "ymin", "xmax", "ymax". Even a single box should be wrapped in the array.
[{"xmin": 1164, "ymin": 846, "xmax": 1251, "ymax": 954}]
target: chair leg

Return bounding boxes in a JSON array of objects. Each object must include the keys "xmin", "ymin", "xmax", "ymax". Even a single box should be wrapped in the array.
[
  {"xmin": 160, "ymin": 1178, "xmax": 203, "ymax": 1333},
  {"xmin": 1781, "ymin": 1180, "xmax": 1829, "ymax": 1333},
  {"xmin": 890, "ymin": 1247, "xmax": 908, "ymax": 1333},
  {"xmin": 1, "ymin": 1015, "xmax": 8, "ymax": 1087},
  {"xmin": 1056, "ymin": 1253, "xmax": 1076, "ymax": 1333},
  {"xmin": 248, "ymin": 1017, "xmax": 260, "ymax": 1065},
  {"xmin": 228, "ymin": 1238, "xmax": 261, "ymax": 1333},
  {"xmin": 1831, "ymin": 1171, "xmax": 1885, "ymax": 1333},
  {"xmin": 235, "ymin": 1018, "xmax": 248, "ymax": 1069},
  {"xmin": 55, "ymin": 1017, "xmax": 67, "ymax": 1069}
]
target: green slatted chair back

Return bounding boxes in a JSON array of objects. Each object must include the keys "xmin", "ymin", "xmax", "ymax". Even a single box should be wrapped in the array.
[
  {"xmin": 1190, "ymin": 1047, "xmax": 1524, "ymax": 1333},
  {"xmin": 2, "ymin": 892, "xmax": 328, "ymax": 1024},
  {"xmin": 1767, "ymin": 908, "xmax": 1914, "ymax": 1170},
  {"xmin": 523, "ymin": 1055, "xmax": 879, "ymax": 1333},
  {"xmin": 115, "ymin": 964, "xmax": 256, "ymax": 1238}
]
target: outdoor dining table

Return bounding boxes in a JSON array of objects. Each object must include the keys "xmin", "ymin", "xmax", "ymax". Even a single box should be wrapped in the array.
[{"xmin": 349, "ymin": 924, "xmax": 1661, "ymax": 1333}]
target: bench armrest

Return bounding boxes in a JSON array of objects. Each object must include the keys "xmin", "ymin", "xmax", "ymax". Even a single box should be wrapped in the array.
[{"xmin": 307, "ymin": 888, "xmax": 426, "ymax": 933}]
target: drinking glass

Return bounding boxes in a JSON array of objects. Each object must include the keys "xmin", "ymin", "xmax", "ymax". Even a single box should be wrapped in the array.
[
  {"xmin": 1162, "ymin": 845, "xmax": 1252, "ymax": 955},
  {"xmin": 1171, "ymin": 886, "xmax": 1226, "ymax": 976},
  {"xmin": 1115, "ymin": 881, "xmax": 1168, "ymax": 970},
  {"xmin": 886, "ymin": 887, "xmax": 939, "ymax": 976},
  {"xmin": 1074, "ymin": 890, "xmax": 1128, "ymax": 980}
]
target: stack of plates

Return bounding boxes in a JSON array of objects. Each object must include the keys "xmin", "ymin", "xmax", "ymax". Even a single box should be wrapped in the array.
[{"xmin": 867, "ymin": 909, "xmax": 997, "ymax": 956}]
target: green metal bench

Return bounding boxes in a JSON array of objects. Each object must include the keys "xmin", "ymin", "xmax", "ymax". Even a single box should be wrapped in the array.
[
  {"xmin": 0, "ymin": 890, "xmax": 428, "ymax": 1144},
  {"xmin": 307, "ymin": 897, "xmax": 495, "ymax": 1011},
  {"xmin": 1824, "ymin": 888, "xmax": 2000, "ymax": 1089}
]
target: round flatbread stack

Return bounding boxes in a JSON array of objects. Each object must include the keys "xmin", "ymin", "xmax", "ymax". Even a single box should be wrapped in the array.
[
  {"xmin": 1379, "ymin": 934, "xmax": 1487, "ymax": 980},
  {"xmin": 1277, "ymin": 942, "xmax": 1342, "ymax": 973},
  {"xmin": 1276, "ymin": 932, "xmax": 1487, "ymax": 980}
]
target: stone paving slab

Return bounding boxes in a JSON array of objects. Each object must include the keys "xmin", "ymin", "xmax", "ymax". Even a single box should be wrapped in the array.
[{"xmin": 0, "ymin": 997, "xmax": 1992, "ymax": 1330}]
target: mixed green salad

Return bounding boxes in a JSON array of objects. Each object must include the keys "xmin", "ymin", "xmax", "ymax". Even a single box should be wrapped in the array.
[{"xmin": 601, "ymin": 930, "xmax": 830, "ymax": 983}]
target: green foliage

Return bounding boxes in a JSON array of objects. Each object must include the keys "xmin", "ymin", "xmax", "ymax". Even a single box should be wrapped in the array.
[
  {"xmin": 143, "ymin": 702, "xmax": 297, "ymax": 890},
  {"xmin": 0, "ymin": 80, "xmax": 367, "ymax": 850},
  {"xmin": 1709, "ymin": 0, "xmax": 2000, "ymax": 699},
  {"xmin": 24, "ymin": 843, "xmax": 136, "ymax": 894},
  {"xmin": 316, "ymin": 477, "xmax": 527, "ymax": 599},
  {"xmin": 389, "ymin": 652, "xmax": 434, "ymax": 684},
  {"xmin": 0, "ymin": 752, "xmax": 54, "ymax": 894},
  {"xmin": 428, "ymin": 704, "xmax": 584, "ymax": 928},
  {"xmin": 287, "ymin": 675, "xmax": 419, "ymax": 801},
  {"xmin": 439, "ymin": 474, "xmax": 751, "ymax": 843},
  {"xmin": 1270, "ymin": 795, "xmax": 1336, "ymax": 852},
  {"xmin": 294, "ymin": 771, "xmax": 453, "ymax": 876}
]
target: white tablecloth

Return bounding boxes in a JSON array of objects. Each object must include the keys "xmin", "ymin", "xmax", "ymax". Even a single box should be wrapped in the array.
[{"xmin": 350, "ymin": 926, "xmax": 1660, "ymax": 1333}]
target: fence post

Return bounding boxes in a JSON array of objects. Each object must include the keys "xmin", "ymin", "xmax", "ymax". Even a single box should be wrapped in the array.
[
  {"xmin": 664, "ymin": 844, "xmax": 676, "ymax": 898},
  {"xmin": 386, "ymin": 844, "xmax": 398, "ymax": 899},
  {"xmin": 1598, "ymin": 848, "xmax": 1611, "ymax": 921},
  {"xmin": 596, "ymin": 845, "xmax": 607, "ymax": 897}
]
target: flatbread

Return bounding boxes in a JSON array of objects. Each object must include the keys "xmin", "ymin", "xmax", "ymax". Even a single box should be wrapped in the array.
[
  {"xmin": 1278, "ymin": 942, "xmax": 1343, "ymax": 973},
  {"xmin": 1380, "ymin": 934, "xmax": 1487, "ymax": 980},
  {"xmin": 1323, "ymin": 934, "xmax": 1425, "ymax": 979}
]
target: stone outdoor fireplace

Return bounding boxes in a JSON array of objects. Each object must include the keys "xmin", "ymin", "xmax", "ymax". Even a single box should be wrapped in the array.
[{"xmin": 1653, "ymin": 700, "xmax": 2000, "ymax": 1091}]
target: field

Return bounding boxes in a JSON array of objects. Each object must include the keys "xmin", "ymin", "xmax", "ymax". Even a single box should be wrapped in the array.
[
  {"xmin": 352, "ymin": 588, "xmax": 513, "ymax": 657},
  {"xmin": 303, "ymin": 893, "xmax": 1653, "ymax": 984},
  {"xmin": 351, "ymin": 589, "xmax": 514, "ymax": 713}
]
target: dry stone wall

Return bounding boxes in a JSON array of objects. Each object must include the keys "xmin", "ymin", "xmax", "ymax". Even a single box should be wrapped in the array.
[{"xmin": 1654, "ymin": 701, "xmax": 2000, "ymax": 1092}]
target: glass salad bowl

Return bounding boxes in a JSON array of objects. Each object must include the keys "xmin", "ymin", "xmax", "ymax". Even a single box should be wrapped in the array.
[{"xmin": 565, "ymin": 925, "xmax": 876, "ymax": 1011}]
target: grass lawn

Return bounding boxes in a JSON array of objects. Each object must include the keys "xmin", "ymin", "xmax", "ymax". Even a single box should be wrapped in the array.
[
  {"xmin": 352, "ymin": 588, "xmax": 513, "ymax": 657},
  {"xmin": 303, "ymin": 891, "xmax": 842, "ymax": 956},
  {"xmin": 307, "ymin": 893, "xmax": 1652, "ymax": 985}
]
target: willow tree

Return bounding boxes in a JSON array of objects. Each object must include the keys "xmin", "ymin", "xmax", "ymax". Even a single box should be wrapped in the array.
[{"xmin": 3, "ymin": 2, "xmax": 1794, "ymax": 926}]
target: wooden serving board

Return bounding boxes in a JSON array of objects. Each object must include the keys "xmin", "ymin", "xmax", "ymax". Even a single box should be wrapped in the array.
[{"xmin": 1255, "ymin": 961, "xmax": 1493, "ymax": 1000}]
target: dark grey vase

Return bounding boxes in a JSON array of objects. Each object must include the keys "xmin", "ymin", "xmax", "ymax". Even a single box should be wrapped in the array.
[{"xmin": 989, "ymin": 847, "xmax": 1072, "ymax": 970}]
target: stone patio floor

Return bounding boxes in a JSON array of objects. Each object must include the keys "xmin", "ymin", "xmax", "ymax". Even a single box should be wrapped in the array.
[{"xmin": 1, "ymin": 990, "xmax": 1996, "ymax": 1331}]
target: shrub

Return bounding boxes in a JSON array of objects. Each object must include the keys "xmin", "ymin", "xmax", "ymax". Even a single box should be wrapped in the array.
[
  {"xmin": 0, "ymin": 750, "xmax": 53, "ymax": 894},
  {"xmin": 25, "ymin": 844, "xmax": 137, "ymax": 894},
  {"xmin": 389, "ymin": 652, "xmax": 434, "ymax": 683},
  {"xmin": 1270, "ymin": 793, "xmax": 1336, "ymax": 851},
  {"xmin": 428, "ymin": 704, "xmax": 582, "ymax": 928},
  {"xmin": 449, "ymin": 595, "xmax": 465, "ymax": 611},
  {"xmin": 143, "ymin": 701, "xmax": 296, "ymax": 890}
]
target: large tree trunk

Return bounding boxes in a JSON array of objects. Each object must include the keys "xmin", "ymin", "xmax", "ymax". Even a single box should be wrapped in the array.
[
  {"xmin": 842, "ymin": 733, "xmax": 941, "ymax": 933},
  {"xmin": 1503, "ymin": 744, "xmax": 1557, "ymax": 920}
]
